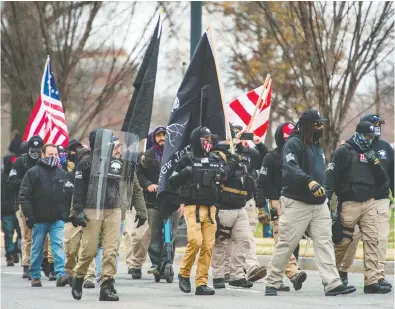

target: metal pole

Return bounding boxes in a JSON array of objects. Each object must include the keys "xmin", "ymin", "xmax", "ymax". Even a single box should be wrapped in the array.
[{"xmin": 190, "ymin": 1, "xmax": 202, "ymax": 60}]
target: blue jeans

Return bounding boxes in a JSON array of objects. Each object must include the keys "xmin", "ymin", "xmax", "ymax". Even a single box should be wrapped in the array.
[
  {"xmin": 1, "ymin": 215, "xmax": 16, "ymax": 257},
  {"xmin": 30, "ymin": 220, "xmax": 66, "ymax": 279},
  {"xmin": 96, "ymin": 221, "xmax": 124, "ymax": 282}
]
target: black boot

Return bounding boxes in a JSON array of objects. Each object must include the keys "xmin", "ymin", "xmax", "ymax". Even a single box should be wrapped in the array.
[
  {"xmin": 364, "ymin": 283, "xmax": 391, "ymax": 294},
  {"xmin": 247, "ymin": 266, "xmax": 267, "ymax": 282},
  {"xmin": 229, "ymin": 278, "xmax": 253, "ymax": 288},
  {"xmin": 265, "ymin": 286, "xmax": 277, "ymax": 296},
  {"xmin": 290, "ymin": 271, "xmax": 307, "ymax": 291},
  {"xmin": 213, "ymin": 278, "xmax": 226, "ymax": 289},
  {"xmin": 178, "ymin": 274, "xmax": 191, "ymax": 293},
  {"xmin": 338, "ymin": 270, "xmax": 348, "ymax": 286},
  {"xmin": 326, "ymin": 284, "xmax": 356, "ymax": 296},
  {"xmin": 48, "ymin": 263, "xmax": 56, "ymax": 281},
  {"xmin": 6, "ymin": 256, "xmax": 14, "ymax": 266},
  {"xmin": 99, "ymin": 280, "xmax": 119, "ymax": 301},
  {"xmin": 278, "ymin": 283, "xmax": 290, "ymax": 291},
  {"xmin": 22, "ymin": 266, "xmax": 29, "ymax": 279},
  {"xmin": 195, "ymin": 285, "xmax": 215, "ymax": 295},
  {"xmin": 109, "ymin": 278, "xmax": 117, "ymax": 294},
  {"xmin": 378, "ymin": 278, "xmax": 392, "ymax": 289},
  {"xmin": 12, "ymin": 253, "xmax": 19, "ymax": 264},
  {"xmin": 130, "ymin": 268, "xmax": 142, "ymax": 279},
  {"xmin": 71, "ymin": 277, "xmax": 84, "ymax": 300}
]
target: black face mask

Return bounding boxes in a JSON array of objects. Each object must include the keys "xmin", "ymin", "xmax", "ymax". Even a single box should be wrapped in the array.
[
  {"xmin": 313, "ymin": 129, "xmax": 323, "ymax": 141},
  {"xmin": 68, "ymin": 153, "xmax": 77, "ymax": 163}
]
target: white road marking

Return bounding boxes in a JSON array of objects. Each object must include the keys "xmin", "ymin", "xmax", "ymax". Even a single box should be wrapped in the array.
[{"xmin": 225, "ymin": 287, "xmax": 261, "ymax": 293}]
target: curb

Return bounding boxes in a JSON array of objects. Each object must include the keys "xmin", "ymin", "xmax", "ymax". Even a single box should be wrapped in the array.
[{"xmin": 173, "ymin": 253, "xmax": 394, "ymax": 275}]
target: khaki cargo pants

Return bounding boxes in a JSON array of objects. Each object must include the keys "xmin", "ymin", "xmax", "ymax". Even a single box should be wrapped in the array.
[
  {"xmin": 335, "ymin": 199, "xmax": 384, "ymax": 284},
  {"xmin": 17, "ymin": 205, "xmax": 52, "ymax": 266},
  {"xmin": 63, "ymin": 223, "xmax": 96, "ymax": 280},
  {"xmin": 123, "ymin": 208, "xmax": 150, "ymax": 269},
  {"xmin": 74, "ymin": 209, "xmax": 121, "ymax": 282},
  {"xmin": 265, "ymin": 197, "xmax": 342, "ymax": 291},
  {"xmin": 212, "ymin": 208, "xmax": 250, "ymax": 281},
  {"xmin": 179, "ymin": 205, "xmax": 217, "ymax": 287}
]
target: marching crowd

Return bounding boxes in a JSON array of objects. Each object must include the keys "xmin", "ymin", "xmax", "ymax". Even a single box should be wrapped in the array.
[{"xmin": 1, "ymin": 109, "xmax": 393, "ymax": 301}]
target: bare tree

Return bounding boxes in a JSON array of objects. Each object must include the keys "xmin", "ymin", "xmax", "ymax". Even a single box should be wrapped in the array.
[{"xmin": 1, "ymin": 1, "xmax": 175, "ymax": 139}]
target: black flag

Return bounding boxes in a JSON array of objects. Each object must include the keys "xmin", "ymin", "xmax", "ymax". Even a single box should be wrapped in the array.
[
  {"xmin": 157, "ymin": 31, "xmax": 226, "ymax": 219},
  {"xmin": 121, "ymin": 15, "xmax": 162, "ymax": 138}
]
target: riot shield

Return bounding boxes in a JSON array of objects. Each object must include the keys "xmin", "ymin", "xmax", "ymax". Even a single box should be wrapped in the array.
[{"xmin": 85, "ymin": 129, "xmax": 139, "ymax": 221}]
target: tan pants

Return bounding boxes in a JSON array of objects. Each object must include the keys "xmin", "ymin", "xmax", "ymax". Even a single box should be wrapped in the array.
[
  {"xmin": 244, "ymin": 199, "xmax": 260, "ymax": 276},
  {"xmin": 123, "ymin": 208, "xmax": 150, "ymax": 269},
  {"xmin": 339, "ymin": 199, "xmax": 390, "ymax": 280},
  {"xmin": 179, "ymin": 205, "xmax": 217, "ymax": 287},
  {"xmin": 212, "ymin": 208, "xmax": 250, "ymax": 281},
  {"xmin": 16, "ymin": 206, "xmax": 52, "ymax": 266},
  {"xmin": 335, "ymin": 199, "xmax": 380, "ymax": 285},
  {"xmin": 265, "ymin": 197, "xmax": 341, "ymax": 291},
  {"xmin": 74, "ymin": 209, "xmax": 121, "ymax": 282},
  {"xmin": 63, "ymin": 223, "xmax": 96, "ymax": 280},
  {"xmin": 273, "ymin": 218, "xmax": 300, "ymax": 279}
]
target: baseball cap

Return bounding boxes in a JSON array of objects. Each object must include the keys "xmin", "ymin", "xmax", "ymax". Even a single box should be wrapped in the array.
[
  {"xmin": 360, "ymin": 114, "xmax": 385, "ymax": 125},
  {"xmin": 199, "ymin": 127, "xmax": 217, "ymax": 139},
  {"xmin": 356, "ymin": 121, "xmax": 376, "ymax": 137},
  {"xmin": 300, "ymin": 109, "xmax": 327, "ymax": 122},
  {"xmin": 67, "ymin": 139, "xmax": 82, "ymax": 151},
  {"xmin": 28, "ymin": 135, "xmax": 44, "ymax": 150},
  {"xmin": 282, "ymin": 123, "xmax": 295, "ymax": 136},
  {"xmin": 154, "ymin": 126, "xmax": 166, "ymax": 135}
]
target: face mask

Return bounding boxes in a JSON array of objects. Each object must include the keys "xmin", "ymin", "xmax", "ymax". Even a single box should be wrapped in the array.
[
  {"xmin": 59, "ymin": 153, "xmax": 67, "ymax": 166},
  {"xmin": 69, "ymin": 153, "xmax": 77, "ymax": 163},
  {"xmin": 200, "ymin": 139, "xmax": 213, "ymax": 153},
  {"xmin": 313, "ymin": 129, "xmax": 323, "ymax": 140},
  {"xmin": 353, "ymin": 132, "xmax": 372, "ymax": 151},
  {"xmin": 373, "ymin": 125, "xmax": 381, "ymax": 137},
  {"xmin": 28, "ymin": 149, "xmax": 41, "ymax": 160},
  {"xmin": 41, "ymin": 156, "xmax": 59, "ymax": 167}
]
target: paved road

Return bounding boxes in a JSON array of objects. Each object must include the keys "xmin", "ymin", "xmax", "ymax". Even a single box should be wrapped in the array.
[{"xmin": 1, "ymin": 261, "xmax": 394, "ymax": 309}]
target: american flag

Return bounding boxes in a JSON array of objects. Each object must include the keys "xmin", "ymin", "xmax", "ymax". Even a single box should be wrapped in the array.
[
  {"xmin": 23, "ymin": 57, "xmax": 69, "ymax": 147},
  {"xmin": 227, "ymin": 83, "xmax": 272, "ymax": 141}
]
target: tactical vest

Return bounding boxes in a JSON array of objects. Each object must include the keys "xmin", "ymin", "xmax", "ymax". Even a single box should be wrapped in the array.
[
  {"xmin": 220, "ymin": 161, "xmax": 248, "ymax": 208},
  {"xmin": 345, "ymin": 146, "xmax": 375, "ymax": 202},
  {"xmin": 179, "ymin": 156, "xmax": 221, "ymax": 205}
]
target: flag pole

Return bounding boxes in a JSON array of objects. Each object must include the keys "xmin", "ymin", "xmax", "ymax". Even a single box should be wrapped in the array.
[
  {"xmin": 207, "ymin": 25, "xmax": 235, "ymax": 154},
  {"xmin": 246, "ymin": 74, "xmax": 271, "ymax": 132}
]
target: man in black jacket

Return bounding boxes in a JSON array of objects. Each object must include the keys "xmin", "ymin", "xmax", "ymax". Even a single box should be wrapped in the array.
[
  {"xmin": 264, "ymin": 109, "xmax": 356, "ymax": 297},
  {"xmin": 9, "ymin": 135, "xmax": 44, "ymax": 278},
  {"xmin": 137, "ymin": 126, "xmax": 179, "ymax": 278},
  {"xmin": 257, "ymin": 122, "xmax": 307, "ymax": 291},
  {"xmin": 169, "ymin": 126, "xmax": 237, "ymax": 296},
  {"xmin": 18, "ymin": 144, "xmax": 72, "ymax": 287},
  {"xmin": 327, "ymin": 120, "xmax": 391, "ymax": 294},
  {"xmin": 338, "ymin": 114, "xmax": 394, "ymax": 288}
]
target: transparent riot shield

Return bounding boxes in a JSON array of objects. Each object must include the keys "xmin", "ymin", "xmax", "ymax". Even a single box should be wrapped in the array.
[{"xmin": 85, "ymin": 129, "xmax": 139, "ymax": 221}]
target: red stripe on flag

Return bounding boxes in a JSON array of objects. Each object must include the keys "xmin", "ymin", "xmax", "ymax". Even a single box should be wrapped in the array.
[
  {"xmin": 43, "ymin": 101, "xmax": 65, "ymax": 113},
  {"xmin": 23, "ymin": 96, "xmax": 43, "ymax": 141},
  {"xmin": 253, "ymin": 121, "xmax": 269, "ymax": 138},
  {"xmin": 259, "ymin": 86, "xmax": 272, "ymax": 112},
  {"xmin": 246, "ymin": 91, "xmax": 259, "ymax": 106},
  {"xmin": 229, "ymin": 100, "xmax": 251, "ymax": 126}
]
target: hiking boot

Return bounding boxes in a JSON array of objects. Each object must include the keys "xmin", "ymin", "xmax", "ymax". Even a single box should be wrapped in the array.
[
  {"xmin": 31, "ymin": 279, "xmax": 42, "ymax": 287},
  {"xmin": 364, "ymin": 283, "xmax": 391, "ymax": 294},
  {"xmin": 6, "ymin": 256, "xmax": 14, "ymax": 266},
  {"xmin": 178, "ymin": 274, "xmax": 191, "ymax": 293},
  {"xmin": 12, "ymin": 253, "xmax": 20, "ymax": 264},
  {"xmin": 290, "ymin": 271, "xmax": 307, "ymax": 291},
  {"xmin": 326, "ymin": 284, "xmax": 356, "ymax": 296},
  {"xmin": 229, "ymin": 278, "xmax": 253, "ymax": 288},
  {"xmin": 71, "ymin": 277, "xmax": 84, "ymax": 300},
  {"xmin": 109, "ymin": 278, "xmax": 117, "ymax": 294},
  {"xmin": 22, "ymin": 266, "xmax": 30, "ymax": 279},
  {"xmin": 278, "ymin": 283, "xmax": 290, "ymax": 291},
  {"xmin": 99, "ymin": 280, "xmax": 119, "ymax": 301},
  {"xmin": 130, "ymin": 268, "xmax": 142, "ymax": 279},
  {"xmin": 265, "ymin": 286, "xmax": 277, "ymax": 296},
  {"xmin": 224, "ymin": 273, "xmax": 230, "ymax": 282},
  {"xmin": 338, "ymin": 270, "xmax": 348, "ymax": 286},
  {"xmin": 195, "ymin": 285, "xmax": 215, "ymax": 295},
  {"xmin": 247, "ymin": 266, "xmax": 267, "ymax": 282},
  {"xmin": 83, "ymin": 279, "xmax": 95, "ymax": 288},
  {"xmin": 56, "ymin": 275, "xmax": 69, "ymax": 287},
  {"xmin": 213, "ymin": 278, "xmax": 226, "ymax": 289},
  {"xmin": 378, "ymin": 278, "xmax": 392, "ymax": 288}
]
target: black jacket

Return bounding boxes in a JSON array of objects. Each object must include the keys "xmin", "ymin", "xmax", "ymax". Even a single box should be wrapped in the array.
[
  {"xmin": 281, "ymin": 133, "xmax": 326, "ymax": 204},
  {"xmin": 8, "ymin": 153, "xmax": 39, "ymax": 212},
  {"xmin": 372, "ymin": 139, "xmax": 394, "ymax": 199},
  {"xmin": 18, "ymin": 160, "xmax": 74, "ymax": 223},
  {"xmin": 256, "ymin": 124, "xmax": 287, "ymax": 207},
  {"xmin": 2, "ymin": 155, "xmax": 15, "ymax": 215},
  {"xmin": 137, "ymin": 147, "xmax": 161, "ymax": 207},
  {"xmin": 326, "ymin": 139, "xmax": 389, "ymax": 203}
]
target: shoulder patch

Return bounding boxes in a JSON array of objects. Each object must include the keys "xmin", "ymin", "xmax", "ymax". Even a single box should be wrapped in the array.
[{"xmin": 286, "ymin": 153, "xmax": 295, "ymax": 162}]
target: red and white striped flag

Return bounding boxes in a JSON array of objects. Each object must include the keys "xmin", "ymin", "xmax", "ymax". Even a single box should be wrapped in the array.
[
  {"xmin": 227, "ymin": 83, "xmax": 272, "ymax": 141},
  {"xmin": 23, "ymin": 57, "xmax": 69, "ymax": 147}
]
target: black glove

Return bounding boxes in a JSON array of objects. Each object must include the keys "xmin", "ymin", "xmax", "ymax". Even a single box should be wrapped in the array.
[
  {"xmin": 71, "ymin": 212, "xmax": 89, "ymax": 228},
  {"xmin": 135, "ymin": 214, "xmax": 147, "ymax": 228},
  {"xmin": 364, "ymin": 149, "xmax": 380, "ymax": 165},
  {"xmin": 26, "ymin": 217, "xmax": 36, "ymax": 229},
  {"xmin": 227, "ymin": 154, "xmax": 240, "ymax": 164},
  {"xmin": 179, "ymin": 166, "xmax": 193, "ymax": 177}
]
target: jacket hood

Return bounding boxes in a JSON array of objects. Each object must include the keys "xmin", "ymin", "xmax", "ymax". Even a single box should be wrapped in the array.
[
  {"xmin": 76, "ymin": 147, "xmax": 91, "ymax": 165},
  {"xmin": 146, "ymin": 126, "xmax": 166, "ymax": 151},
  {"xmin": 275, "ymin": 122, "xmax": 295, "ymax": 148},
  {"xmin": 190, "ymin": 126, "xmax": 205, "ymax": 157}
]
